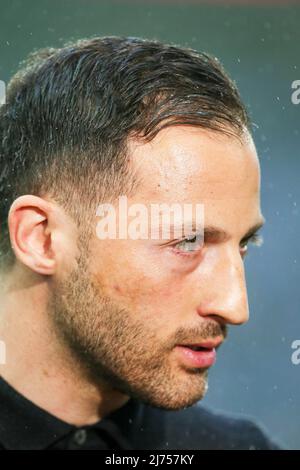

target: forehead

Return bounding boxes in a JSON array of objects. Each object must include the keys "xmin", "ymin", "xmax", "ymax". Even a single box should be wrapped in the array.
[
  {"xmin": 127, "ymin": 125, "xmax": 262, "ymax": 231},
  {"xmin": 129, "ymin": 126, "xmax": 260, "ymax": 199}
]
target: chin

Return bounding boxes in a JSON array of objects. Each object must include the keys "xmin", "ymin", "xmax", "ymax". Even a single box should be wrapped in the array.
[{"xmin": 138, "ymin": 372, "xmax": 209, "ymax": 411}]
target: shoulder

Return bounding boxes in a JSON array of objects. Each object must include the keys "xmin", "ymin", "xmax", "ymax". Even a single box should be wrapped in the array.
[{"xmin": 138, "ymin": 402, "xmax": 282, "ymax": 450}]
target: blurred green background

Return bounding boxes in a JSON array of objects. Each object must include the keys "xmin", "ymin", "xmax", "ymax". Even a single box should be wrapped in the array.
[{"xmin": 0, "ymin": 0, "xmax": 299, "ymax": 449}]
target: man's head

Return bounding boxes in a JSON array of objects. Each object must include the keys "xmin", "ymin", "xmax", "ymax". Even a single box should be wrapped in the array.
[{"xmin": 0, "ymin": 36, "xmax": 264, "ymax": 410}]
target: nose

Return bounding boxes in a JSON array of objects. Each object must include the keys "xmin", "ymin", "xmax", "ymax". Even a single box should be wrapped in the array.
[{"xmin": 196, "ymin": 246, "xmax": 249, "ymax": 326}]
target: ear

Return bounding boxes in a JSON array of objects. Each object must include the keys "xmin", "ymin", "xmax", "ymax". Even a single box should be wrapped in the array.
[{"xmin": 7, "ymin": 195, "xmax": 78, "ymax": 275}]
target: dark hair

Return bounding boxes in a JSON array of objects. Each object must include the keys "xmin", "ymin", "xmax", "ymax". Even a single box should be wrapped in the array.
[{"xmin": 0, "ymin": 35, "xmax": 250, "ymax": 271}]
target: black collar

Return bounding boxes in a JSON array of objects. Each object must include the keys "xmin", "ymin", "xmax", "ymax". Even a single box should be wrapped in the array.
[{"xmin": 0, "ymin": 375, "xmax": 143, "ymax": 450}]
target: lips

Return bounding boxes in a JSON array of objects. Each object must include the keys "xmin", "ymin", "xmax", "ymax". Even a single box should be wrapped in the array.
[
  {"xmin": 174, "ymin": 338, "xmax": 223, "ymax": 369},
  {"xmin": 179, "ymin": 339, "xmax": 223, "ymax": 350}
]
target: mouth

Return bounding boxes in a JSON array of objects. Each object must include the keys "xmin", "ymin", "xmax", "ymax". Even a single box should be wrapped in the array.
[
  {"xmin": 181, "ymin": 339, "xmax": 223, "ymax": 350},
  {"xmin": 174, "ymin": 339, "xmax": 223, "ymax": 369},
  {"xmin": 183, "ymin": 345, "xmax": 212, "ymax": 351}
]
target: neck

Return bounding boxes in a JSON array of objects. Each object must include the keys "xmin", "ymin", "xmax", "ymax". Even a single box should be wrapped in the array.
[{"xmin": 0, "ymin": 267, "xmax": 129, "ymax": 426}]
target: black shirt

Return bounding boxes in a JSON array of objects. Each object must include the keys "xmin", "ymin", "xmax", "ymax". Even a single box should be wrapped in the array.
[{"xmin": 0, "ymin": 376, "xmax": 281, "ymax": 450}]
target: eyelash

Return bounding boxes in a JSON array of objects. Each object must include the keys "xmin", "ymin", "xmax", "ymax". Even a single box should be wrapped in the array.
[
  {"xmin": 169, "ymin": 232, "xmax": 263, "ymax": 258},
  {"xmin": 169, "ymin": 234, "xmax": 204, "ymax": 258},
  {"xmin": 240, "ymin": 233, "xmax": 264, "ymax": 256}
]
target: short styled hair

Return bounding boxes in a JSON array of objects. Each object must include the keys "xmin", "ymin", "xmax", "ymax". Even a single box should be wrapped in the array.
[{"xmin": 0, "ymin": 35, "xmax": 250, "ymax": 271}]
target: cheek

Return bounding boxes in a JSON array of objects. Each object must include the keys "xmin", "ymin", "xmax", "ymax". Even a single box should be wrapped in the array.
[
  {"xmin": 90, "ymin": 241, "xmax": 196, "ymax": 317},
  {"xmin": 111, "ymin": 272, "xmax": 189, "ymax": 317}
]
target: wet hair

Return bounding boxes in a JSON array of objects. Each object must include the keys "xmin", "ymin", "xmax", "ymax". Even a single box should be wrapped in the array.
[{"xmin": 0, "ymin": 35, "xmax": 250, "ymax": 271}]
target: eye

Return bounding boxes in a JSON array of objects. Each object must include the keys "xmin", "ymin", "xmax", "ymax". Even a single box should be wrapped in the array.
[
  {"xmin": 240, "ymin": 232, "xmax": 264, "ymax": 258},
  {"xmin": 171, "ymin": 232, "xmax": 204, "ymax": 256}
]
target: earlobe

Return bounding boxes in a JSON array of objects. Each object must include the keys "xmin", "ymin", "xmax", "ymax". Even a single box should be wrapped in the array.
[{"xmin": 8, "ymin": 195, "xmax": 57, "ymax": 276}]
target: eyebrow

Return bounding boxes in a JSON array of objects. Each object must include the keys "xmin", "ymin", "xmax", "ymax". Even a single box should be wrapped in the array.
[
  {"xmin": 158, "ymin": 217, "xmax": 265, "ymax": 242},
  {"xmin": 202, "ymin": 218, "xmax": 265, "ymax": 243}
]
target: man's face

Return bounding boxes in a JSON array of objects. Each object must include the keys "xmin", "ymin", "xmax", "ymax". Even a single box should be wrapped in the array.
[{"xmin": 49, "ymin": 125, "xmax": 264, "ymax": 410}]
